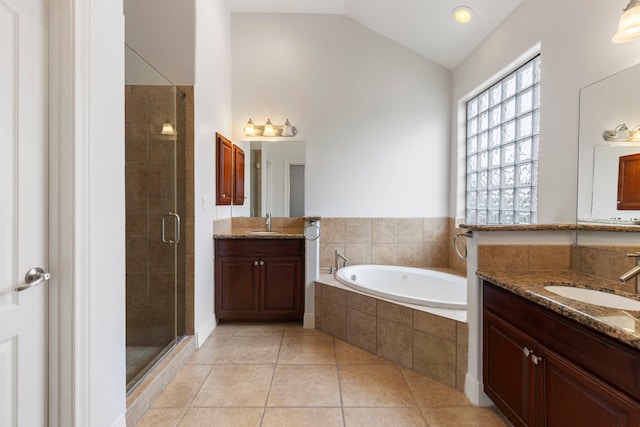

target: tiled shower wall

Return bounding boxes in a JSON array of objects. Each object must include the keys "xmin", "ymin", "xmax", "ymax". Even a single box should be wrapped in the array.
[
  {"xmin": 319, "ymin": 217, "xmax": 467, "ymax": 275},
  {"xmin": 125, "ymin": 85, "xmax": 195, "ymax": 346}
]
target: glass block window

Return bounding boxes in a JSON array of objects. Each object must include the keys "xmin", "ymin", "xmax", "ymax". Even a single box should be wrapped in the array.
[{"xmin": 465, "ymin": 55, "xmax": 540, "ymax": 225}]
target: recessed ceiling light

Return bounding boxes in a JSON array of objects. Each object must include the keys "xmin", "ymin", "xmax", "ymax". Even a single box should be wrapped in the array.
[{"xmin": 453, "ymin": 6, "xmax": 473, "ymax": 24}]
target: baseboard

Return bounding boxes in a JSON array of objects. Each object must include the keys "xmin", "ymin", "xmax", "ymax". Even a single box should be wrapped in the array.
[
  {"xmin": 464, "ymin": 372, "xmax": 494, "ymax": 407},
  {"xmin": 303, "ymin": 313, "xmax": 315, "ymax": 329},
  {"xmin": 196, "ymin": 314, "xmax": 217, "ymax": 348},
  {"xmin": 110, "ymin": 412, "xmax": 126, "ymax": 427}
]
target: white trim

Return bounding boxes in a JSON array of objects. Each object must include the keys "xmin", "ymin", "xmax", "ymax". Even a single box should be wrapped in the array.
[
  {"xmin": 48, "ymin": 0, "xmax": 92, "ymax": 424},
  {"xmin": 464, "ymin": 372, "xmax": 493, "ymax": 407},
  {"xmin": 110, "ymin": 413, "xmax": 127, "ymax": 427},
  {"xmin": 196, "ymin": 315, "xmax": 217, "ymax": 349},
  {"xmin": 72, "ymin": 0, "xmax": 92, "ymax": 423},
  {"xmin": 303, "ymin": 313, "xmax": 315, "ymax": 329}
]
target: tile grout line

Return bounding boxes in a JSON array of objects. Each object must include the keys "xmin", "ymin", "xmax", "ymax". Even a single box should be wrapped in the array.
[
  {"xmin": 167, "ymin": 327, "xmax": 235, "ymax": 426},
  {"xmin": 333, "ymin": 337, "xmax": 347, "ymax": 427},
  {"xmin": 259, "ymin": 327, "xmax": 285, "ymax": 426}
]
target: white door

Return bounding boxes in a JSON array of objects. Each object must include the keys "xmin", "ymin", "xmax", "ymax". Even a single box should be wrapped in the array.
[{"xmin": 0, "ymin": 0, "xmax": 49, "ymax": 425}]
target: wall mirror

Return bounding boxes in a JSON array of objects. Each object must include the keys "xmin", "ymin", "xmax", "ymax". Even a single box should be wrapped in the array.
[
  {"xmin": 577, "ymin": 62, "xmax": 640, "ymax": 226},
  {"xmin": 231, "ymin": 140, "xmax": 305, "ymax": 218}
]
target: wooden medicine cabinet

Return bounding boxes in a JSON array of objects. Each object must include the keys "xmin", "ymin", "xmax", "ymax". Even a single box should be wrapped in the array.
[
  {"xmin": 617, "ymin": 153, "xmax": 640, "ymax": 210},
  {"xmin": 216, "ymin": 132, "xmax": 245, "ymax": 206}
]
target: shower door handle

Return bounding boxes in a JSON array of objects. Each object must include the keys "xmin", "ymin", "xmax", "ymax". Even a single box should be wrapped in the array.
[{"xmin": 161, "ymin": 212, "xmax": 181, "ymax": 245}]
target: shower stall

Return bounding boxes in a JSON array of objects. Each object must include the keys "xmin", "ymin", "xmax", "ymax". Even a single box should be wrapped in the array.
[{"xmin": 124, "ymin": 45, "xmax": 187, "ymax": 392}]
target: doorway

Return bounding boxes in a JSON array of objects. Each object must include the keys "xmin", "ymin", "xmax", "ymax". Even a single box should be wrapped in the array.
[{"xmin": 289, "ymin": 164, "xmax": 305, "ymax": 217}]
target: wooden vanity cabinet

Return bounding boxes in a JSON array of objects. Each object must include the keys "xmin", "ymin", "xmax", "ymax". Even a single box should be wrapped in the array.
[
  {"xmin": 483, "ymin": 280, "xmax": 640, "ymax": 427},
  {"xmin": 215, "ymin": 238, "xmax": 304, "ymax": 322}
]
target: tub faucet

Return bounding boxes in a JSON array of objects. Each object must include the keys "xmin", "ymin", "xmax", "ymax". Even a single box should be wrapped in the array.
[
  {"xmin": 335, "ymin": 250, "xmax": 349, "ymax": 270},
  {"xmin": 619, "ymin": 252, "xmax": 640, "ymax": 282},
  {"xmin": 266, "ymin": 213, "xmax": 272, "ymax": 231}
]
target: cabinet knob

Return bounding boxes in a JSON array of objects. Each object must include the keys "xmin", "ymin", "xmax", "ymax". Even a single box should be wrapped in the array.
[
  {"xmin": 259, "ymin": 260, "xmax": 265, "ymax": 266},
  {"xmin": 523, "ymin": 347, "xmax": 531, "ymax": 357},
  {"xmin": 531, "ymin": 354, "xmax": 542, "ymax": 365},
  {"xmin": 254, "ymin": 261, "xmax": 259, "ymax": 266}
]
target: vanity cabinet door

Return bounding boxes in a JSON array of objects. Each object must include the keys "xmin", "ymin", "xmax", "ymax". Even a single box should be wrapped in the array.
[
  {"xmin": 216, "ymin": 132, "xmax": 233, "ymax": 205},
  {"xmin": 215, "ymin": 255, "xmax": 260, "ymax": 320},
  {"xmin": 538, "ymin": 344, "xmax": 640, "ymax": 427},
  {"xmin": 484, "ymin": 310, "xmax": 537, "ymax": 427},
  {"xmin": 261, "ymin": 255, "xmax": 304, "ymax": 320},
  {"xmin": 233, "ymin": 145, "xmax": 245, "ymax": 206}
]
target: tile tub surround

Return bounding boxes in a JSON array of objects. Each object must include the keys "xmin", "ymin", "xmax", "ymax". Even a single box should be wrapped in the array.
[
  {"xmin": 319, "ymin": 217, "xmax": 467, "ymax": 276},
  {"xmin": 314, "ymin": 278, "xmax": 468, "ymax": 392}
]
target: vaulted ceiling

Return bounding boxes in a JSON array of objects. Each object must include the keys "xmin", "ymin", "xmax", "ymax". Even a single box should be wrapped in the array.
[{"xmin": 226, "ymin": 0, "xmax": 523, "ymax": 70}]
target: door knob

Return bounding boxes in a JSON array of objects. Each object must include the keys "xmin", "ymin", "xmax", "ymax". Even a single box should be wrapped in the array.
[{"xmin": 15, "ymin": 267, "xmax": 51, "ymax": 292}]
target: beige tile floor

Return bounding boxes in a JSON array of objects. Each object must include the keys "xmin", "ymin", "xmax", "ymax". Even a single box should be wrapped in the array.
[{"xmin": 135, "ymin": 324, "xmax": 509, "ymax": 427}]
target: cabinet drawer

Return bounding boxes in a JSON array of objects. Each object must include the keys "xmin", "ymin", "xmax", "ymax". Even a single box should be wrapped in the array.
[
  {"xmin": 215, "ymin": 238, "xmax": 304, "ymax": 256},
  {"xmin": 483, "ymin": 281, "xmax": 640, "ymax": 401}
]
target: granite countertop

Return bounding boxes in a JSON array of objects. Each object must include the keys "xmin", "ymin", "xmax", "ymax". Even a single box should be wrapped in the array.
[
  {"xmin": 478, "ymin": 270, "xmax": 640, "ymax": 350},
  {"xmin": 460, "ymin": 222, "xmax": 640, "ymax": 232},
  {"xmin": 214, "ymin": 228, "xmax": 304, "ymax": 239},
  {"xmin": 460, "ymin": 224, "xmax": 576, "ymax": 231}
]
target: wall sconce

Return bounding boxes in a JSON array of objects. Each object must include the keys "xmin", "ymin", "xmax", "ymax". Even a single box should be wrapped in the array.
[
  {"xmin": 263, "ymin": 118, "xmax": 275, "ymax": 137},
  {"xmin": 603, "ymin": 123, "xmax": 629, "ymax": 141},
  {"xmin": 613, "ymin": 0, "xmax": 640, "ymax": 43},
  {"xmin": 243, "ymin": 118, "xmax": 256, "ymax": 136},
  {"xmin": 242, "ymin": 118, "xmax": 297, "ymax": 137},
  {"xmin": 160, "ymin": 120, "xmax": 177, "ymax": 136}
]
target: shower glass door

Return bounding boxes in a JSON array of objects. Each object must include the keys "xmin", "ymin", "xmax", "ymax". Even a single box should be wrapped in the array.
[{"xmin": 125, "ymin": 45, "xmax": 185, "ymax": 392}]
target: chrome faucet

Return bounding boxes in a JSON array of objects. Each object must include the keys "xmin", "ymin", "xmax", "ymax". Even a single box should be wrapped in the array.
[
  {"xmin": 619, "ymin": 252, "xmax": 640, "ymax": 282},
  {"xmin": 265, "ymin": 213, "xmax": 272, "ymax": 232},
  {"xmin": 335, "ymin": 250, "xmax": 349, "ymax": 270}
]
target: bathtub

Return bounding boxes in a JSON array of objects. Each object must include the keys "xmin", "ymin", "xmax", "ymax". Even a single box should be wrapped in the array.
[{"xmin": 335, "ymin": 265, "xmax": 466, "ymax": 310}]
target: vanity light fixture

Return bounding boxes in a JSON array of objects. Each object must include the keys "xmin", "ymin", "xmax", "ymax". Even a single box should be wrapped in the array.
[
  {"xmin": 452, "ymin": 6, "xmax": 473, "ymax": 24},
  {"xmin": 603, "ymin": 123, "xmax": 629, "ymax": 141},
  {"xmin": 613, "ymin": 0, "xmax": 640, "ymax": 43},
  {"xmin": 263, "ymin": 118, "xmax": 275, "ymax": 137},
  {"xmin": 241, "ymin": 117, "xmax": 298, "ymax": 137}
]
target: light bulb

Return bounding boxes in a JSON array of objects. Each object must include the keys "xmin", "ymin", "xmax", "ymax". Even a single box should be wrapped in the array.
[{"xmin": 453, "ymin": 6, "xmax": 473, "ymax": 24}]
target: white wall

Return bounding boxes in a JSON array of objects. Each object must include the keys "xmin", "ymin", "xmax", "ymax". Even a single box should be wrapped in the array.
[
  {"xmin": 88, "ymin": 0, "xmax": 126, "ymax": 424},
  {"xmin": 124, "ymin": 0, "xmax": 195, "ymax": 85},
  {"xmin": 193, "ymin": 0, "xmax": 232, "ymax": 343},
  {"xmin": 231, "ymin": 14, "xmax": 451, "ymax": 218},
  {"xmin": 450, "ymin": 0, "xmax": 640, "ymax": 223}
]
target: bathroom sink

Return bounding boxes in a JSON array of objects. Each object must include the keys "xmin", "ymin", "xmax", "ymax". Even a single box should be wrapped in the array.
[
  {"xmin": 544, "ymin": 285, "xmax": 640, "ymax": 311},
  {"xmin": 249, "ymin": 230, "xmax": 279, "ymax": 234}
]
